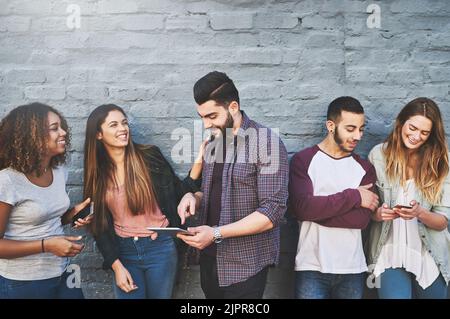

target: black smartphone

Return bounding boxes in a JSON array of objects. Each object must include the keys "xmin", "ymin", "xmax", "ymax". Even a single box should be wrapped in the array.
[
  {"xmin": 71, "ymin": 203, "xmax": 94, "ymax": 227},
  {"xmin": 73, "ymin": 235, "xmax": 86, "ymax": 244},
  {"xmin": 393, "ymin": 204, "xmax": 413, "ymax": 209}
]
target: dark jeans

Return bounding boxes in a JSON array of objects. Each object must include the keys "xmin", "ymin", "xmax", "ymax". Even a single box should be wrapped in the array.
[
  {"xmin": 113, "ymin": 234, "xmax": 178, "ymax": 299},
  {"xmin": 295, "ymin": 270, "xmax": 365, "ymax": 299},
  {"xmin": 200, "ymin": 253, "xmax": 269, "ymax": 299},
  {"xmin": 0, "ymin": 269, "xmax": 84, "ymax": 299}
]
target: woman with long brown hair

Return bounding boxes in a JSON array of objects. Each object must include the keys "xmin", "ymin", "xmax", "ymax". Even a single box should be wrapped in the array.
[
  {"xmin": 367, "ymin": 97, "xmax": 450, "ymax": 298},
  {"xmin": 83, "ymin": 104, "xmax": 202, "ymax": 299},
  {"xmin": 0, "ymin": 103, "xmax": 92, "ymax": 299}
]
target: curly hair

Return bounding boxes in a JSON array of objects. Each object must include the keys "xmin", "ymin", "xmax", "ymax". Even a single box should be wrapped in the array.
[{"xmin": 0, "ymin": 102, "xmax": 71, "ymax": 176}]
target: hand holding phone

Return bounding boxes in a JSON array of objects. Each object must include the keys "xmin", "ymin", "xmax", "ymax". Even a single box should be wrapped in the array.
[
  {"xmin": 393, "ymin": 200, "xmax": 423, "ymax": 220},
  {"xmin": 374, "ymin": 203, "xmax": 398, "ymax": 222},
  {"xmin": 71, "ymin": 235, "xmax": 86, "ymax": 245},
  {"xmin": 393, "ymin": 204, "xmax": 413, "ymax": 210},
  {"xmin": 71, "ymin": 202, "xmax": 94, "ymax": 227}
]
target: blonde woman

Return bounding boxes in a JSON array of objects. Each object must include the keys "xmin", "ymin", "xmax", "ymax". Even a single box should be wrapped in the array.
[{"xmin": 367, "ymin": 97, "xmax": 450, "ymax": 299}]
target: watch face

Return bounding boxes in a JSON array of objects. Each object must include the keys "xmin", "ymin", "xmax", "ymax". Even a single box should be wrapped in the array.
[{"xmin": 213, "ymin": 228, "xmax": 223, "ymax": 243}]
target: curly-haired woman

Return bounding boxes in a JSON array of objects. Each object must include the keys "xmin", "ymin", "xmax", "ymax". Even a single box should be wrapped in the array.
[
  {"xmin": 0, "ymin": 103, "xmax": 92, "ymax": 299},
  {"xmin": 367, "ymin": 97, "xmax": 450, "ymax": 299}
]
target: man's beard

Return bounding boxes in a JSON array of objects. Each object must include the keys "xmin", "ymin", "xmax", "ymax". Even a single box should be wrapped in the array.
[
  {"xmin": 212, "ymin": 111, "xmax": 234, "ymax": 137},
  {"xmin": 223, "ymin": 111, "xmax": 234, "ymax": 130},
  {"xmin": 208, "ymin": 111, "xmax": 235, "ymax": 160},
  {"xmin": 333, "ymin": 127, "xmax": 353, "ymax": 153}
]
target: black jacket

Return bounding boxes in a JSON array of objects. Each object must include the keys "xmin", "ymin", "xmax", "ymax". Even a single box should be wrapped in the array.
[{"xmin": 94, "ymin": 145, "xmax": 201, "ymax": 270}]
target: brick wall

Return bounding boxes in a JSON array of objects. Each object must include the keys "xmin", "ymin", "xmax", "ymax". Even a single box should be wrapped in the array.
[{"xmin": 0, "ymin": 0, "xmax": 449, "ymax": 298}]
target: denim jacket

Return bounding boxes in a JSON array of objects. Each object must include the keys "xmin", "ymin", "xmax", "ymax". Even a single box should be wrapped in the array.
[{"xmin": 366, "ymin": 143, "xmax": 450, "ymax": 284}]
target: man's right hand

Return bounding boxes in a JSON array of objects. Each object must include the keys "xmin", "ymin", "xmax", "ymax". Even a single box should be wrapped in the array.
[
  {"xmin": 177, "ymin": 192, "xmax": 197, "ymax": 225},
  {"xmin": 357, "ymin": 183, "xmax": 379, "ymax": 211}
]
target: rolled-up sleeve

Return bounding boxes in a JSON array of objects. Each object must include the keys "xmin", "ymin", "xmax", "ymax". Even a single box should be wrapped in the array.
[
  {"xmin": 432, "ymin": 173, "xmax": 450, "ymax": 222},
  {"xmin": 256, "ymin": 137, "xmax": 289, "ymax": 227},
  {"xmin": 183, "ymin": 173, "xmax": 202, "ymax": 193}
]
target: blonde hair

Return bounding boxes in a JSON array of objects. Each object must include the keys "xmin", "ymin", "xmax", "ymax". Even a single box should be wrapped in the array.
[{"xmin": 383, "ymin": 97, "xmax": 449, "ymax": 204}]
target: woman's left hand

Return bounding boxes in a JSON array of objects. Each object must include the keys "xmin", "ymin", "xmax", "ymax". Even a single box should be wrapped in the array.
[
  {"xmin": 394, "ymin": 200, "xmax": 424, "ymax": 220},
  {"xmin": 150, "ymin": 231, "xmax": 158, "ymax": 240}
]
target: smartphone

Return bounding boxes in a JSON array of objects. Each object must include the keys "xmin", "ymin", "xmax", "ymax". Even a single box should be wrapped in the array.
[
  {"xmin": 71, "ymin": 202, "xmax": 94, "ymax": 227},
  {"xmin": 73, "ymin": 235, "xmax": 86, "ymax": 243},
  {"xmin": 393, "ymin": 204, "xmax": 413, "ymax": 209}
]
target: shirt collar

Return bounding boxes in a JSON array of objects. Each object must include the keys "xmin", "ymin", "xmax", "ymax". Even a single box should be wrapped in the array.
[{"xmin": 236, "ymin": 111, "xmax": 252, "ymax": 138}]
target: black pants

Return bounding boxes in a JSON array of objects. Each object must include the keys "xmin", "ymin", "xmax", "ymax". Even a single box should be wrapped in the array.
[{"xmin": 199, "ymin": 253, "xmax": 269, "ymax": 299}]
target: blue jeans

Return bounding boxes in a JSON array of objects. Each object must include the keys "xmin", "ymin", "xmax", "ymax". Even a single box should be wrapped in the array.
[
  {"xmin": 295, "ymin": 271, "xmax": 365, "ymax": 299},
  {"xmin": 113, "ymin": 234, "xmax": 178, "ymax": 299},
  {"xmin": 377, "ymin": 268, "xmax": 448, "ymax": 299},
  {"xmin": 0, "ymin": 269, "xmax": 84, "ymax": 299}
]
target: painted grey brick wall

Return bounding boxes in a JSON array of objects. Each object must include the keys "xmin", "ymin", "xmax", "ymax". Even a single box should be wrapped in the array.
[{"xmin": 0, "ymin": 0, "xmax": 449, "ymax": 298}]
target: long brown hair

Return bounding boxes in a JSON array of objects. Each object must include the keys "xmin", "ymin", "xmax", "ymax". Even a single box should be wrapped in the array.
[
  {"xmin": 83, "ymin": 104, "xmax": 157, "ymax": 235},
  {"xmin": 383, "ymin": 97, "xmax": 449, "ymax": 204},
  {"xmin": 0, "ymin": 102, "xmax": 70, "ymax": 175}
]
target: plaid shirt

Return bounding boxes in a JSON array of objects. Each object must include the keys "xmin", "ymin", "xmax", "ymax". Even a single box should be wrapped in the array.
[{"xmin": 198, "ymin": 111, "xmax": 289, "ymax": 287}]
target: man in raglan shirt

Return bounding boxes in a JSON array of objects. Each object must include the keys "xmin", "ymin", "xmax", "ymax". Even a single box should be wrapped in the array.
[{"xmin": 289, "ymin": 96, "xmax": 379, "ymax": 299}]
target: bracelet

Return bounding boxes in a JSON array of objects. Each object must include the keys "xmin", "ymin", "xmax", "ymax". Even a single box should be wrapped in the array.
[{"xmin": 41, "ymin": 238, "xmax": 45, "ymax": 253}]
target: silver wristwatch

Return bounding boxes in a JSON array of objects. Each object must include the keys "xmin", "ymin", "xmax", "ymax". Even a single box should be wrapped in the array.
[{"xmin": 212, "ymin": 226, "xmax": 223, "ymax": 244}]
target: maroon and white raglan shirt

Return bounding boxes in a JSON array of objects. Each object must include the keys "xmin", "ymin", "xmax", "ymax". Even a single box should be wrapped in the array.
[{"xmin": 289, "ymin": 145, "xmax": 377, "ymax": 274}]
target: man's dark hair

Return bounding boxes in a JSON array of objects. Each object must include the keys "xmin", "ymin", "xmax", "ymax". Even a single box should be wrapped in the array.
[
  {"xmin": 193, "ymin": 71, "xmax": 240, "ymax": 106},
  {"xmin": 327, "ymin": 96, "xmax": 364, "ymax": 122}
]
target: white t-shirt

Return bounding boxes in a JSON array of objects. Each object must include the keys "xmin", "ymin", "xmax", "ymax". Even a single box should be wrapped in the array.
[{"xmin": 0, "ymin": 167, "xmax": 70, "ymax": 280}]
